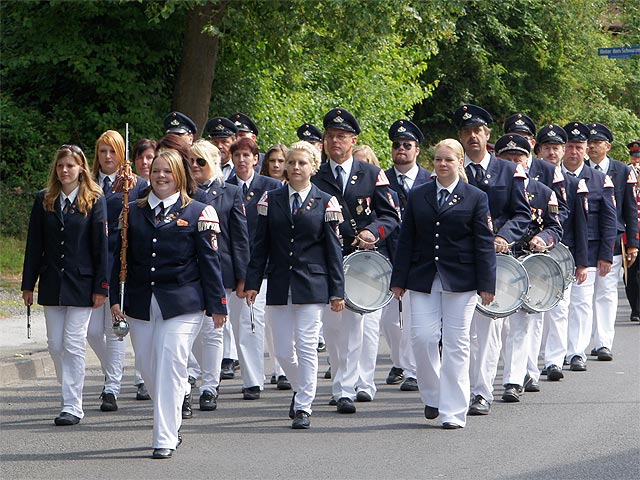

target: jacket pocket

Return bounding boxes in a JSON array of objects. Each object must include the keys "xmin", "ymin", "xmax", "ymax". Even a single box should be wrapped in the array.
[{"xmin": 308, "ymin": 263, "xmax": 327, "ymax": 275}]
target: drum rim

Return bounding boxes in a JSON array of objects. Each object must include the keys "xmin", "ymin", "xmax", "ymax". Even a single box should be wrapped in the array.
[
  {"xmin": 547, "ymin": 242, "xmax": 576, "ymax": 288},
  {"xmin": 343, "ymin": 249, "xmax": 394, "ymax": 314},
  {"xmin": 476, "ymin": 253, "xmax": 529, "ymax": 318},
  {"xmin": 519, "ymin": 253, "xmax": 565, "ymax": 313}
]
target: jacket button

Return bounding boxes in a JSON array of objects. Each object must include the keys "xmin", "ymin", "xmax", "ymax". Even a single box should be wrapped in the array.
[
  {"xmin": 60, "ymin": 227, "xmax": 64, "ymax": 232},
  {"xmin": 61, "ymin": 268, "xmax": 65, "ymax": 272},
  {"xmin": 289, "ymin": 266, "xmax": 292, "ymax": 270},
  {"xmin": 152, "ymin": 238, "xmax": 157, "ymax": 243},
  {"xmin": 152, "ymin": 252, "xmax": 156, "ymax": 257},
  {"xmin": 290, "ymin": 239, "xmax": 294, "ymax": 243},
  {"xmin": 435, "ymin": 245, "xmax": 439, "ymax": 250},
  {"xmin": 434, "ymin": 257, "xmax": 439, "ymax": 261},
  {"xmin": 60, "ymin": 241, "xmax": 64, "ymax": 245},
  {"xmin": 151, "ymin": 281, "xmax": 155, "ymax": 286},
  {"xmin": 61, "ymin": 254, "xmax": 65, "ymax": 258},
  {"xmin": 289, "ymin": 252, "xmax": 293, "ymax": 256},
  {"xmin": 151, "ymin": 267, "xmax": 155, "ymax": 272},
  {"xmin": 435, "ymin": 222, "xmax": 440, "ymax": 226},
  {"xmin": 435, "ymin": 233, "xmax": 439, "ymax": 238}
]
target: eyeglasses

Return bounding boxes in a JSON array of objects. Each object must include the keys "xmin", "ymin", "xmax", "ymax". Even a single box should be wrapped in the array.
[
  {"xmin": 191, "ymin": 157, "xmax": 207, "ymax": 167},
  {"xmin": 60, "ymin": 144, "xmax": 84, "ymax": 155},
  {"xmin": 392, "ymin": 142, "xmax": 414, "ymax": 150}
]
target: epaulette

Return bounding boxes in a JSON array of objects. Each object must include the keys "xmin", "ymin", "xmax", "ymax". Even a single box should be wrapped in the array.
[
  {"xmin": 577, "ymin": 179, "xmax": 589, "ymax": 194},
  {"xmin": 603, "ymin": 175, "xmax": 614, "ymax": 189},
  {"xmin": 514, "ymin": 163, "xmax": 527, "ymax": 179},
  {"xmin": 198, "ymin": 205, "xmax": 221, "ymax": 233},
  {"xmin": 257, "ymin": 191, "xmax": 269, "ymax": 216},
  {"xmin": 548, "ymin": 191, "xmax": 559, "ymax": 214},
  {"xmin": 553, "ymin": 166, "xmax": 565, "ymax": 184},
  {"xmin": 325, "ymin": 196, "xmax": 343, "ymax": 223},
  {"xmin": 627, "ymin": 167, "xmax": 638, "ymax": 184},
  {"xmin": 376, "ymin": 170, "xmax": 390, "ymax": 187}
]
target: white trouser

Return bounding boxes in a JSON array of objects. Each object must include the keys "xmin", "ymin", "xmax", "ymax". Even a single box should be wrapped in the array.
[
  {"xmin": 44, "ymin": 305, "xmax": 93, "ymax": 419},
  {"xmin": 227, "ymin": 279, "xmax": 266, "ymax": 389},
  {"xmin": 410, "ymin": 278, "xmax": 476, "ymax": 427},
  {"xmin": 543, "ymin": 282, "xmax": 572, "ymax": 368},
  {"xmin": 591, "ymin": 255, "xmax": 622, "ymax": 350},
  {"xmin": 469, "ymin": 310, "xmax": 504, "ymax": 403},
  {"xmin": 86, "ymin": 302, "xmax": 126, "ymax": 396},
  {"xmin": 355, "ymin": 308, "xmax": 382, "ymax": 398},
  {"xmin": 264, "ymin": 305, "xmax": 285, "ymax": 378},
  {"xmin": 222, "ymin": 320, "xmax": 238, "ymax": 360},
  {"xmin": 269, "ymin": 303, "xmax": 323, "ymax": 413},
  {"xmin": 322, "ymin": 305, "xmax": 364, "ymax": 401},
  {"xmin": 566, "ymin": 267, "xmax": 597, "ymax": 361},
  {"xmin": 129, "ymin": 294, "xmax": 203, "ymax": 450},
  {"xmin": 526, "ymin": 311, "xmax": 544, "ymax": 382},
  {"xmin": 380, "ymin": 292, "xmax": 417, "ymax": 378},
  {"xmin": 502, "ymin": 311, "xmax": 540, "ymax": 386}
]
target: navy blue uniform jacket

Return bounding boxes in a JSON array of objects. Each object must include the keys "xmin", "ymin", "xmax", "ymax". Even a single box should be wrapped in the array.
[
  {"xmin": 110, "ymin": 198, "xmax": 227, "ymax": 320},
  {"xmin": 390, "ymin": 180, "xmax": 496, "ymax": 295},
  {"xmin": 22, "ymin": 190, "xmax": 109, "ymax": 307},
  {"xmin": 384, "ymin": 165, "xmax": 432, "ymax": 215},
  {"xmin": 559, "ymin": 173, "xmax": 589, "ymax": 268},
  {"xmin": 245, "ymin": 184, "xmax": 344, "ymax": 305}
]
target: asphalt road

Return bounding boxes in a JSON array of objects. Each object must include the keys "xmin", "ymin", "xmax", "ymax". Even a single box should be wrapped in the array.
[{"xmin": 1, "ymin": 288, "xmax": 639, "ymax": 480}]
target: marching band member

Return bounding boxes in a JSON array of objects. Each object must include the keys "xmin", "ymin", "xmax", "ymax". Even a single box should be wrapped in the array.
[
  {"xmin": 22, "ymin": 144, "xmax": 109, "ymax": 426},
  {"xmin": 454, "ymin": 104, "xmax": 530, "ymax": 416},
  {"xmin": 624, "ymin": 139, "xmax": 640, "ymax": 322},
  {"xmin": 311, "ymin": 108, "xmax": 399, "ymax": 414},
  {"xmin": 133, "ymin": 137, "xmax": 157, "ymax": 180},
  {"xmin": 88, "ymin": 130, "xmax": 147, "ymax": 412},
  {"xmin": 561, "ymin": 122, "xmax": 617, "ymax": 372},
  {"xmin": 586, "ymin": 123, "xmax": 638, "ymax": 359},
  {"xmin": 391, "ymin": 138, "xmax": 496, "ymax": 428},
  {"xmin": 297, "ymin": 122, "xmax": 324, "ymax": 152},
  {"xmin": 204, "ymin": 116, "xmax": 238, "ymax": 181},
  {"xmin": 110, "ymin": 149, "xmax": 227, "ymax": 459},
  {"xmin": 227, "ymin": 137, "xmax": 282, "ymax": 400},
  {"xmin": 188, "ymin": 139, "xmax": 250, "ymax": 411},
  {"xmin": 245, "ymin": 141, "xmax": 345, "ymax": 429},
  {"xmin": 163, "ymin": 111, "xmax": 197, "ymax": 146},
  {"xmin": 493, "ymin": 134, "xmax": 563, "ymax": 401}
]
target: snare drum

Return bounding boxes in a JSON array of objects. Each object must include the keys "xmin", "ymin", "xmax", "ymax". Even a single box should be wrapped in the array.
[
  {"xmin": 547, "ymin": 242, "xmax": 576, "ymax": 290},
  {"xmin": 519, "ymin": 253, "xmax": 564, "ymax": 313},
  {"xmin": 476, "ymin": 254, "xmax": 529, "ymax": 319},
  {"xmin": 343, "ymin": 250, "xmax": 393, "ymax": 314}
]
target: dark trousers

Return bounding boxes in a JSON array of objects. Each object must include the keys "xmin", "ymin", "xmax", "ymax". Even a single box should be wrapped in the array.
[{"xmin": 625, "ymin": 259, "xmax": 639, "ymax": 317}]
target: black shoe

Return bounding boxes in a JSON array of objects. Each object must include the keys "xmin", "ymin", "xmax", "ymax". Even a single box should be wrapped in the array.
[
  {"xmin": 442, "ymin": 422, "xmax": 463, "ymax": 430},
  {"xmin": 570, "ymin": 355, "xmax": 587, "ymax": 371},
  {"xmin": 220, "ymin": 359, "xmax": 235, "ymax": 380},
  {"xmin": 100, "ymin": 392, "xmax": 118, "ymax": 412},
  {"xmin": 317, "ymin": 342, "xmax": 327, "ymax": 353},
  {"xmin": 182, "ymin": 394, "xmax": 193, "ymax": 419},
  {"xmin": 541, "ymin": 366, "xmax": 548, "ymax": 376},
  {"xmin": 356, "ymin": 391, "xmax": 372, "ymax": 402},
  {"xmin": 596, "ymin": 346, "xmax": 613, "ymax": 361},
  {"xmin": 243, "ymin": 386, "xmax": 261, "ymax": 400},
  {"xmin": 188, "ymin": 376, "xmax": 197, "ymax": 388},
  {"xmin": 424, "ymin": 405, "xmax": 439, "ymax": 419},
  {"xmin": 525, "ymin": 381, "xmax": 540, "ymax": 393},
  {"xmin": 152, "ymin": 448, "xmax": 173, "ymax": 459},
  {"xmin": 589, "ymin": 348, "xmax": 598, "ymax": 357},
  {"xmin": 324, "ymin": 367, "xmax": 331, "ymax": 379},
  {"xmin": 289, "ymin": 392, "xmax": 297, "ymax": 419},
  {"xmin": 502, "ymin": 384, "xmax": 522, "ymax": 403},
  {"xmin": 547, "ymin": 364, "xmax": 564, "ymax": 381},
  {"xmin": 630, "ymin": 313, "xmax": 640, "ymax": 322},
  {"xmin": 400, "ymin": 377, "xmax": 419, "ymax": 391},
  {"xmin": 136, "ymin": 383, "xmax": 151, "ymax": 401},
  {"xmin": 277, "ymin": 375, "xmax": 292, "ymax": 391},
  {"xmin": 328, "ymin": 396, "xmax": 337, "ymax": 406},
  {"xmin": 199, "ymin": 390, "xmax": 218, "ymax": 411},
  {"xmin": 176, "ymin": 432, "xmax": 183, "ymax": 449},
  {"xmin": 468, "ymin": 395, "xmax": 490, "ymax": 415},
  {"xmin": 292, "ymin": 410, "xmax": 311, "ymax": 429},
  {"xmin": 385, "ymin": 367, "xmax": 404, "ymax": 385},
  {"xmin": 270, "ymin": 375, "xmax": 278, "ymax": 385},
  {"xmin": 54, "ymin": 412, "xmax": 80, "ymax": 426},
  {"xmin": 523, "ymin": 373, "xmax": 533, "ymax": 391},
  {"xmin": 232, "ymin": 360, "xmax": 240, "ymax": 371},
  {"xmin": 336, "ymin": 397, "xmax": 356, "ymax": 414}
]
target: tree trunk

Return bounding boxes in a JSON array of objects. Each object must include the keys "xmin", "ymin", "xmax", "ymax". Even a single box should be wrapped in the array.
[{"xmin": 172, "ymin": 1, "xmax": 228, "ymax": 137}]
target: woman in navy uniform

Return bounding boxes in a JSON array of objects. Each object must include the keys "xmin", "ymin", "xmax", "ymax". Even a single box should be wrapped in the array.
[
  {"xmin": 390, "ymin": 138, "xmax": 496, "ymax": 429},
  {"xmin": 22, "ymin": 144, "xmax": 109, "ymax": 426},
  {"xmin": 110, "ymin": 149, "xmax": 227, "ymax": 459},
  {"xmin": 88, "ymin": 130, "xmax": 148, "ymax": 412},
  {"xmin": 188, "ymin": 139, "xmax": 250, "ymax": 411},
  {"xmin": 245, "ymin": 141, "xmax": 345, "ymax": 429}
]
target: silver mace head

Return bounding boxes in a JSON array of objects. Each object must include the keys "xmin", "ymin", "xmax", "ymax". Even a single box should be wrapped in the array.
[{"xmin": 112, "ymin": 318, "xmax": 130, "ymax": 340}]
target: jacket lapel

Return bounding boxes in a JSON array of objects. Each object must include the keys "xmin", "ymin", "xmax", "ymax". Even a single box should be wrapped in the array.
[{"xmin": 439, "ymin": 182, "xmax": 465, "ymax": 214}]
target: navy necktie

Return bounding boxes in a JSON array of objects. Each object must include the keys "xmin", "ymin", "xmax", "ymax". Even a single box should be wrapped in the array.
[
  {"xmin": 438, "ymin": 189, "xmax": 449, "ymax": 208},
  {"xmin": 242, "ymin": 183, "xmax": 248, "ymax": 196},
  {"xmin": 398, "ymin": 174, "xmax": 409, "ymax": 193},
  {"xmin": 471, "ymin": 164, "xmax": 484, "ymax": 183},
  {"xmin": 594, "ymin": 164, "xmax": 602, "ymax": 171},
  {"xmin": 62, "ymin": 198, "xmax": 72, "ymax": 217},
  {"xmin": 102, "ymin": 176, "xmax": 112, "ymax": 194},
  {"xmin": 155, "ymin": 202, "xmax": 164, "ymax": 224},
  {"xmin": 335, "ymin": 165, "xmax": 344, "ymax": 192},
  {"xmin": 292, "ymin": 193, "xmax": 301, "ymax": 216}
]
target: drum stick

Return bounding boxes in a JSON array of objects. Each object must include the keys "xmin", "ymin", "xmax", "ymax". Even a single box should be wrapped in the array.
[
  {"xmin": 27, "ymin": 305, "xmax": 31, "ymax": 339},
  {"xmin": 398, "ymin": 298, "xmax": 403, "ymax": 330},
  {"xmin": 249, "ymin": 302, "xmax": 256, "ymax": 333}
]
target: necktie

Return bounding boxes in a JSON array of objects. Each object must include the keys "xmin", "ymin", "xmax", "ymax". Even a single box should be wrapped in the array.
[
  {"xmin": 242, "ymin": 183, "xmax": 249, "ymax": 197},
  {"xmin": 398, "ymin": 174, "xmax": 409, "ymax": 193},
  {"xmin": 62, "ymin": 198, "xmax": 72, "ymax": 217},
  {"xmin": 102, "ymin": 176, "xmax": 112, "ymax": 194},
  {"xmin": 155, "ymin": 202, "xmax": 164, "ymax": 224},
  {"xmin": 292, "ymin": 192, "xmax": 301, "ymax": 216},
  {"xmin": 471, "ymin": 164, "xmax": 484, "ymax": 183},
  {"xmin": 594, "ymin": 164, "xmax": 602, "ymax": 171},
  {"xmin": 438, "ymin": 189, "xmax": 449, "ymax": 208},
  {"xmin": 335, "ymin": 165, "xmax": 344, "ymax": 192},
  {"xmin": 567, "ymin": 171, "xmax": 577, "ymax": 177}
]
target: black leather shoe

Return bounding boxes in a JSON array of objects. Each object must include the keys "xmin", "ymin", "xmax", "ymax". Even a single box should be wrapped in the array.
[
  {"xmin": 525, "ymin": 381, "xmax": 540, "ymax": 393},
  {"xmin": 199, "ymin": 390, "xmax": 218, "ymax": 411},
  {"xmin": 176, "ymin": 432, "xmax": 183, "ymax": 449},
  {"xmin": 570, "ymin": 355, "xmax": 587, "ymax": 371},
  {"xmin": 289, "ymin": 392, "xmax": 296, "ymax": 419},
  {"xmin": 442, "ymin": 422, "xmax": 463, "ymax": 430},
  {"xmin": 182, "ymin": 393, "xmax": 193, "ymax": 419},
  {"xmin": 328, "ymin": 396, "xmax": 337, "ymax": 406},
  {"xmin": 277, "ymin": 375, "xmax": 292, "ymax": 391},
  {"xmin": 400, "ymin": 377, "xmax": 419, "ymax": 391},
  {"xmin": 336, "ymin": 397, "xmax": 356, "ymax": 414},
  {"xmin": 232, "ymin": 360, "xmax": 240, "ymax": 371},
  {"xmin": 385, "ymin": 366, "xmax": 404, "ymax": 385},
  {"xmin": 630, "ymin": 313, "xmax": 640, "ymax": 322},
  {"xmin": 54, "ymin": 412, "xmax": 80, "ymax": 426},
  {"xmin": 502, "ymin": 384, "xmax": 522, "ymax": 403},
  {"xmin": 270, "ymin": 375, "xmax": 278, "ymax": 385},
  {"xmin": 523, "ymin": 373, "xmax": 533, "ymax": 391},
  {"xmin": 424, "ymin": 405, "xmax": 439, "ymax": 419},
  {"xmin": 100, "ymin": 392, "xmax": 118, "ymax": 412},
  {"xmin": 292, "ymin": 410, "xmax": 311, "ymax": 429},
  {"xmin": 541, "ymin": 366, "xmax": 548, "ymax": 376},
  {"xmin": 547, "ymin": 364, "xmax": 564, "ymax": 381},
  {"xmin": 317, "ymin": 342, "xmax": 327, "ymax": 353},
  {"xmin": 188, "ymin": 376, "xmax": 197, "ymax": 388},
  {"xmin": 596, "ymin": 346, "xmax": 613, "ymax": 361},
  {"xmin": 152, "ymin": 448, "xmax": 173, "ymax": 459},
  {"xmin": 324, "ymin": 367, "xmax": 331, "ymax": 379},
  {"xmin": 220, "ymin": 359, "xmax": 235, "ymax": 380},
  {"xmin": 589, "ymin": 348, "xmax": 598, "ymax": 357},
  {"xmin": 356, "ymin": 391, "xmax": 372, "ymax": 402},
  {"xmin": 468, "ymin": 395, "xmax": 490, "ymax": 415},
  {"xmin": 243, "ymin": 386, "xmax": 261, "ymax": 400},
  {"xmin": 136, "ymin": 383, "xmax": 151, "ymax": 401}
]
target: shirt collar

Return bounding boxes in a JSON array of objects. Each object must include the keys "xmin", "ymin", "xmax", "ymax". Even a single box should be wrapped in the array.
[
  {"xmin": 591, "ymin": 156, "xmax": 610, "ymax": 173},
  {"xmin": 98, "ymin": 171, "xmax": 117, "ymax": 183},
  {"xmin": 238, "ymin": 171, "xmax": 255, "ymax": 189},
  {"xmin": 60, "ymin": 186, "xmax": 79, "ymax": 204},
  {"xmin": 394, "ymin": 164, "xmax": 419, "ymax": 181},
  {"xmin": 563, "ymin": 162, "xmax": 585, "ymax": 177},
  {"xmin": 435, "ymin": 177, "xmax": 460, "ymax": 194},
  {"xmin": 148, "ymin": 191, "xmax": 180, "ymax": 210},
  {"xmin": 464, "ymin": 151, "xmax": 491, "ymax": 170},
  {"xmin": 288, "ymin": 184, "xmax": 312, "ymax": 204},
  {"xmin": 330, "ymin": 157, "xmax": 354, "ymax": 177}
]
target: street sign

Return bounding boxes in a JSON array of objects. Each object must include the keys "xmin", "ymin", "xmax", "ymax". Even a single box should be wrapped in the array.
[{"xmin": 598, "ymin": 46, "xmax": 640, "ymax": 58}]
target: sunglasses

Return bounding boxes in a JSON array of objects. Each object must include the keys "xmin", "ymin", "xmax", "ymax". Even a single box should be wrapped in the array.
[
  {"xmin": 191, "ymin": 157, "xmax": 207, "ymax": 167},
  {"xmin": 60, "ymin": 144, "xmax": 84, "ymax": 155},
  {"xmin": 392, "ymin": 142, "xmax": 414, "ymax": 150}
]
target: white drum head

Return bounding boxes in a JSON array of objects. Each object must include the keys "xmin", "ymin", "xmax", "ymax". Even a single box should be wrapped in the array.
[
  {"xmin": 476, "ymin": 254, "xmax": 528, "ymax": 318},
  {"xmin": 547, "ymin": 242, "xmax": 575, "ymax": 289},
  {"xmin": 343, "ymin": 251, "xmax": 393, "ymax": 314},
  {"xmin": 521, "ymin": 254, "xmax": 564, "ymax": 313}
]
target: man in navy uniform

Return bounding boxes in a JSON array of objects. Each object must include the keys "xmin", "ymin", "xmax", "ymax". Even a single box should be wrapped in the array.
[
  {"xmin": 453, "ymin": 104, "xmax": 530, "ymax": 416},
  {"xmin": 164, "ymin": 111, "xmax": 197, "ymax": 146},
  {"xmin": 204, "ymin": 116, "xmax": 238, "ymax": 181},
  {"xmin": 297, "ymin": 123, "xmax": 323, "ymax": 152},
  {"xmin": 561, "ymin": 121, "xmax": 617, "ymax": 372},
  {"xmin": 311, "ymin": 107, "xmax": 399, "ymax": 414},
  {"xmin": 624, "ymin": 139, "xmax": 640, "ymax": 322},
  {"xmin": 381, "ymin": 119, "xmax": 431, "ymax": 391},
  {"xmin": 585, "ymin": 123, "xmax": 638, "ymax": 360}
]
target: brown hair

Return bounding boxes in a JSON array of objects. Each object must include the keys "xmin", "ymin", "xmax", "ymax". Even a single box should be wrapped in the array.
[
  {"xmin": 260, "ymin": 143, "xmax": 289, "ymax": 179},
  {"xmin": 137, "ymin": 149, "xmax": 193, "ymax": 208},
  {"xmin": 157, "ymin": 134, "xmax": 198, "ymax": 195},
  {"xmin": 230, "ymin": 137, "xmax": 259, "ymax": 155}
]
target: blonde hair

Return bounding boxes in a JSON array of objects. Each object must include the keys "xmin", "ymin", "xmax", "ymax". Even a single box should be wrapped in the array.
[
  {"xmin": 286, "ymin": 141, "xmax": 322, "ymax": 173},
  {"xmin": 138, "ymin": 149, "xmax": 193, "ymax": 208},
  {"xmin": 43, "ymin": 145, "xmax": 103, "ymax": 214},
  {"xmin": 353, "ymin": 145, "xmax": 380, "ymax": 167},
  {"xmin": 92, "ymin": 130, "xmax": 125, "ymax": 177},
  {"xmin": 434, "ymin": 138, "xmax": 468, "ymax": 183},
  {"xmin": 191, "ymin": 139, "xmax": 223, "ymax": 182}
]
